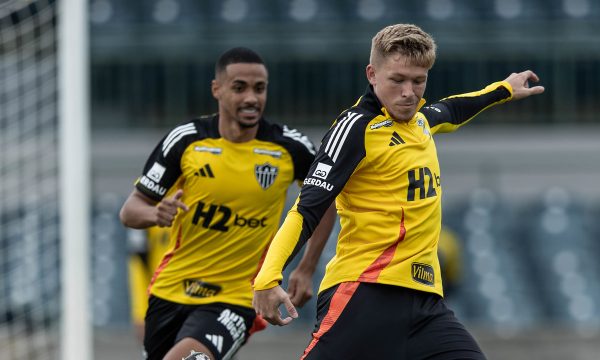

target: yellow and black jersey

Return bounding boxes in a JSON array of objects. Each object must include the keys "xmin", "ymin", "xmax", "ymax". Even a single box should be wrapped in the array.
[
  {"xmin": 127, "ymin": 226, "xmax": 171, "ymax": 323},
  {"xmin": 254, "ymin": 81, "xmax": 513, "ymax": 297},
  {"xmin": 134, "ymin": 115, "xmax": 316, "ymax": 308}
]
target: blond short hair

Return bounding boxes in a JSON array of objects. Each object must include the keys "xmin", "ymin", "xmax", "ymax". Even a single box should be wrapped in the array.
[{"xmin": 370, "ymin": 24, "xmax": 437, "ymax": 69}]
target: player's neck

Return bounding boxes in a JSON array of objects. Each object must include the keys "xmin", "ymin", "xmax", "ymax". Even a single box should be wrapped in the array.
[{"xmin": 218, "ymin": 116, "xmax": 259, "ymax": 143}]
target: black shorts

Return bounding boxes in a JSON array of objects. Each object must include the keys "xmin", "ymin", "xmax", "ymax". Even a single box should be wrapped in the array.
[
  {"xmin": 144, "ymin": 295, "xmax": 262, "ymax": 360},
  {"xmin": 302, "ymin": 282, "xmax": 486, "ymax": 360}
]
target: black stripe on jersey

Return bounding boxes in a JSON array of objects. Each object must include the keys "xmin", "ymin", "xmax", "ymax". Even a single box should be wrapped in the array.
[
  {"xmin": 282, "ymin": 125, "xmax": 316, "ymax": 156},
  {"xmin": 422, "ymin": 86, "xmax": 511, "ymax": 128},
  {"xmin": 162, "ymin": 123, "xmax": 197, "ymax": 156},
  {"xmin": 324, "ymin": 112, "xmax": 363, "ymax": 163},
  {"xmin": 283, "ymin": 110, "xmax": 370, "ymax": 270},
  {"xmin": 136, "ymin": 116, "xmax": 220, "ymax": 201},
  {"xmin": 281, "ymin": 87, "xmax": 385, "ymax": 270}
]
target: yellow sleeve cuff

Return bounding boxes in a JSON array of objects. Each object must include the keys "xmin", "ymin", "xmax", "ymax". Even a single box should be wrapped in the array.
[{"xmin": 253, "ymin": 205, "xmax": 305, "ymax": 291}]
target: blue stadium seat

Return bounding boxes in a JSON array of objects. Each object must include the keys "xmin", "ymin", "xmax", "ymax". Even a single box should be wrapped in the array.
[
  {"xmin": 521, "ymin": 188, "xmax": 600, "ymax": 325},
  {"xmin": 449, "ymin": 188, "xmax": 542, "ymax": 327}
]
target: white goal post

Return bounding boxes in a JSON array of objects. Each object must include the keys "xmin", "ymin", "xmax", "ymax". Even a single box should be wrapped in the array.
[{"xmin": 58, "ymin": 0, "xmax": 92, "ymax": 359}]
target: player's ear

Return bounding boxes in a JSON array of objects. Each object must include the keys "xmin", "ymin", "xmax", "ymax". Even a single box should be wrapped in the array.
[
  {"xmin": 366, "ymin": 64, "xmax": 376, "ymax": 85},
  {"xmin": 211, "ymin": 79, "xmax": 220, "ymax": 99}
]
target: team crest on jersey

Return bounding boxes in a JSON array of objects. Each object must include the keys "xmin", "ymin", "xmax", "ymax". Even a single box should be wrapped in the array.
[
  {"xmin": 416, "ymin": 117, "xmax": 431, "ymax": 138},
  {"xmin": 255, "ymin": 163, "xmax": 278, "ymax": 190}
]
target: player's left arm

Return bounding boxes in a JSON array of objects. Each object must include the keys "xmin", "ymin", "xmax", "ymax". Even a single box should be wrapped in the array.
[
  {"xmin": 425, "ymin": 70, "xmax": 544, "ymax": 134},
  {"xmin": 286, "ymin": 202, "xmax": 336, "ymax": 307}
]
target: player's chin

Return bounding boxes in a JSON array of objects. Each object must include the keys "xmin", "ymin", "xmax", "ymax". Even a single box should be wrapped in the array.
[{"xmin": 237, "ymin": 116, "xmax": 260, "ymax": 129}]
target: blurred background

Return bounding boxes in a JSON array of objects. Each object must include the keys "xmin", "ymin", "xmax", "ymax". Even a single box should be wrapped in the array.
[{"xmin": 1, "ymin": 0, "xmax": 600, "ymax": 359}]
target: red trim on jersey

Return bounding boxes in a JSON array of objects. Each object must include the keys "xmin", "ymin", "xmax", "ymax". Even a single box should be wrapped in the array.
[
  {"xmin": 147, "ymin": 225, "xmax": 183, "ymax": 295},
  {"xmin": 301, "ymin": 281, "xmax": 360, "ymax": 359},
  {"xmin": 251, "ymin": 235, "xmax": 273, "ymax": 285},
  {"xmin": 357, "ymin": 210, "xmax": 406, "ymax": 283},
  {"xmin": 249, "ymin": 314, "xmax": 268, "ymax": 335},
  {"xmin": 301, "ymin": 211, "xmax": 406, "ymax": 358}
]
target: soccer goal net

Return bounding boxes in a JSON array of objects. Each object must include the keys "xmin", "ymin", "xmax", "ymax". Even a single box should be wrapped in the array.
[{"xmin": 1, "ymin": 1, "xmax": 62, "ymax": 358}]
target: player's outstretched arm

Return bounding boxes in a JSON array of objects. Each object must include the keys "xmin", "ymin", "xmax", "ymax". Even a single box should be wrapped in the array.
[
  {"xmin": 253, "ymin": 285, "xmax": 298, "ymax": 326},
  {"xmin": 120, "ymin": 189, "xmax": 189, "ymax": 229},
  {"xmin": 504, "ymin": 70, "xmax": 545, "ymax": 101},
  {"xmin": 287, "ymin": 203, "xmax": 336, "ymax": 307}
]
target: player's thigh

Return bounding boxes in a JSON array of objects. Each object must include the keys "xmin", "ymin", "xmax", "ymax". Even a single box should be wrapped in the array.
[
  {"xmin": 176, "ymin": 303, "xmax": 256, "ymax": 360},
  {"xmin": 407, "ymin": 294, "xmax": 486, "ymax": 360},
  {"xmin": 144, "ymin": 295, "xmax": 189, "ymax": 360},
  {"xmin": 303, "ymin": 282, "xmax": 410, "ymax": 360}
]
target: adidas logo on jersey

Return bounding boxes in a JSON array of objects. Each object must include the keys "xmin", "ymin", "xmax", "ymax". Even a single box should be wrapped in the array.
[
  {"xmin": 205, "ymin": 334, "xmax": 223, "ymax": 353},
  {"xmin": 195, "ymin": 164, "xmax": 214, "ymax": 178},
  {"xmin": 389, "ymin": 131, "xmax": 405, "ymax": 146}
]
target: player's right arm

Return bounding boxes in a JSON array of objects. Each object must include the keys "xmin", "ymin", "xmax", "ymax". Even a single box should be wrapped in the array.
[
  {"xmin": 253, "ymin": 110, "xmax": 368, "ymax": 325},
  {"xmin": 120, "ymin": 189, "xmax": 188, "ymax": 229},
  {"xmin": 120, "ymin": 121, "xmax": 199, "ymax": 229}
]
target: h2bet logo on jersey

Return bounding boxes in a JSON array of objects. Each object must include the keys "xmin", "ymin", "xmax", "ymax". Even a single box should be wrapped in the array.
[
  {"xmin": 407, "ymin": 167, "xmax": 440, "ymax": 201},
  {"xmin": 255, "ymin": 163, "xmax": 278, "ymax": 190},
  {"xmin": 191, "ymin": 202, "xmax": 268, "ymax": 232}
]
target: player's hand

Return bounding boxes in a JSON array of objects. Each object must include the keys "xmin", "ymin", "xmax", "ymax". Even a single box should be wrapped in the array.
[
  {"xmin": 504, "ymin": 70, "xmax": 545, "ymax": 101},
  {"xmin": 287, "ymin": 267, "xmax": 313, "ymax": 308},
  {"xmin": 156, "ymin": 189, "xmax": 189, "ymax": 227},
  {"xmin": 253, "ymin": 285, "xmax": 298, "ymax": 326}
]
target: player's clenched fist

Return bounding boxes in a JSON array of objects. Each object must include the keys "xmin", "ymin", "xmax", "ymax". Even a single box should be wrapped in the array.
[{"xmin": 155, "ymin": 189, "xmax": 189, "ymax": 227}]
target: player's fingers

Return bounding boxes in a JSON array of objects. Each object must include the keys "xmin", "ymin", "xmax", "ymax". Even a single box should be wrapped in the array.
[
  {"xmin": 277, "ymin": 309, "xmax": 294, "ymax": 326},
  {"xmin": 156, "ymin": 211, "xmax": 174, "ymax": 227},
  {"xmin": 289, "ymin": 284, "xmax": 312, "ymax": 307},
  {"xmin": 258, "ymin": 307, "xmax": 287, "ymax": 326},
  {"xmin": 155, "ymin": 217, "xmax": 171, "ymax": 227},
  {"xmin": 174, "ymin": 200, "xmax": 189, "ymax": 212},
  {"xmin": 528, "ymin": 85, "xmax": 545, "ymax": 95},
  {"xmin": 171, "ymin": 190, "xmax": 189, "ymax": 211},
  {"xmin": 173, "ymin": 189, "xmax": 184, "ymax": 200},
  {"xmin": 157, "ymin": 202, "xmax": 178, "ymax": 218},
  {"xmin": 283, "ymin": 296, "xmax": 298, "ymax": 321},
  {"xmin": 298, "ymin": 290, "xmax": 313, "ymax": 308},
  {"xmin": 291, "ymin": 294, "xmax": 305, "ymax": 308},
  {"xmin": 289, "ymin": 292, "xmax": 301, "ymax": 307},
  {"xmin": 523, "ymin": 70, "xmax": 540, "ymax": 83},
  {"xmin": 287, "ymin": 278, "xmax": 298, "ymax": 298},
  {"xmin": 253, "ymin": 291, "xmax": 286, "ymax": 326}
]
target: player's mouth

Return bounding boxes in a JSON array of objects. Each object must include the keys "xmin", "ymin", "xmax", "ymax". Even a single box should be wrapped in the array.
[
  {"xmin": 238, "ymin": 106, "xmax": 261, "ymax": 127},
  {"xmin": 239, "ymin": 106, "xmax": 260, "ymax": 117}
]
